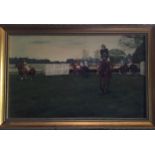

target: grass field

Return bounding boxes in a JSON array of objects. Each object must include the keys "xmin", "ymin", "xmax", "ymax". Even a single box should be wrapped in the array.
[{"xmin": 9, "ymin": 73, "xmax": 147, "ymax": 119}]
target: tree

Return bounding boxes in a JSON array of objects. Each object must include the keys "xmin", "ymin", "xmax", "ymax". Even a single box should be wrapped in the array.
[
  {"xmin": 119, "ymin": 35, "xmax": 144, "ymax": 51},
  {"xmin": 132, "ymin": 43, "xmax": 145, "ymax": 63},
  {"xmin": 109, "ymin": 49, "xmax": 126, "ymax": 57},
  {"xmin": 119, "ymin": 35, "xmax": 145, "ymax": 63},
  {"xmin": 109, "ymin": 49, "xmax": 126, "ymax": 64}
]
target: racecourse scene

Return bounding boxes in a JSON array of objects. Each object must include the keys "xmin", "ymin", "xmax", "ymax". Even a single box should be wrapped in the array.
[{"xmin": 8, "ymin": 35, "xmax": 147, "ymax": 119}]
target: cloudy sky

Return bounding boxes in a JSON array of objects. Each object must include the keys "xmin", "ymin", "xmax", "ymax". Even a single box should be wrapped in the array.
[{"xmin": 9, "ymin": 35, "xmax": 136, "ymax": 61}]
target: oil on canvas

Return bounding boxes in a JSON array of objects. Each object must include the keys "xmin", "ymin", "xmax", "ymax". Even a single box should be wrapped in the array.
[{"xmin": 8, "ymin": 34, "xmax": 147, "ymax": 119}]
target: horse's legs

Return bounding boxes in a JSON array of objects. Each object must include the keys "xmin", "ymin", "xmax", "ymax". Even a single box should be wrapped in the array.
[
  {"xmin": 20, "ymin": 76, "xmax": 24, "ymax": 80},
  {"xmin": 99, "ymin": 77, "xmax": 105, "ymax": 93},
  {"xmin": 100, "ymin": 78, "xmax": 111, "ymax": 94},
  {"xmin": 18, "ymin": 71, "xmax": 24, "ymax": 80},
  {"xmin": 30, "ymin": 69, "xmax": 36, "ymax": 80},
  {"xmin": 105, "ymin": 79, "xmax": 111, "ymax": 93}
]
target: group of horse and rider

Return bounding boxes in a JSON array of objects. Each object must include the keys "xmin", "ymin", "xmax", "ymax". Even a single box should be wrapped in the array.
[
  {"xmin": 15, "ymin": 44, "xmax": 138, "ymax": 95},
  {"xmin": 16, "ymin": 59, "xmax": 36, "ymax": 80}
]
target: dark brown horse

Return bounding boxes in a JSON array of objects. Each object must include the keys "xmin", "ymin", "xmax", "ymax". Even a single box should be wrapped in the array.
[
  {"xmin": 120, "ymin": 63, "xmax": 129, "ymax": 75},
  {"xmin": 120, "ymin": 63, "xmax": 139, "ymax": 75},
  {"xmin": 98, "ymin": 59, "xmax": 112, "ymax": 94},
  {"xmin": 16, "ymin": 63, "xmax": 36, "ymax": 80}
]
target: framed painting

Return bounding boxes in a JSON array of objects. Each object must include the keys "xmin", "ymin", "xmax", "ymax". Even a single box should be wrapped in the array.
[{"xmin": 0, "ymin": 25, "xmax": 155, "ymax": 129}]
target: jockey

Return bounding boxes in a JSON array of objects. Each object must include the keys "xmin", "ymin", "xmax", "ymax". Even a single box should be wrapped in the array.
[
  {"xmin": 23, "ymin": 60, "xmax": 31, "ymax": 71},
  {"xmin": 100, "ymin": 44, "xmax": 110, "ymax": 62}
]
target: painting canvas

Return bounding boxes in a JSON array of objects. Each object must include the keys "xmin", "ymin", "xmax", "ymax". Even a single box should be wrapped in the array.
[{"xmin": 8, "ymin": 34, "xmax": 147, "ymax": 119}]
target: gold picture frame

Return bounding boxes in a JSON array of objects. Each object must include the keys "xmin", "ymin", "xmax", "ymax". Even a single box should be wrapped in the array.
[{"xmin": 0, "ymin": 24, "xmax": 155, "ymax": 129}]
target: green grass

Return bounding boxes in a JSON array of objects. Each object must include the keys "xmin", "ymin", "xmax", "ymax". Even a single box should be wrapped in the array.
[{"xmin": 9, "ymin": 73, "xmax": 147, "ymax": 119}]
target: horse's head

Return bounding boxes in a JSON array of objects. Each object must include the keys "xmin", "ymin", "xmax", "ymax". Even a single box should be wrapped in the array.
[
  {"xmin": 16, "ymin": 63, "xmax": 20, "ymax": 69},
  {"xmin": 16, "ymin": 62, "xmax": 25, "ymax": 71}
]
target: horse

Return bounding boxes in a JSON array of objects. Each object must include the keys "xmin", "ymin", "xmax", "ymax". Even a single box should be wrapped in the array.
[
  {"xmin": 120, "ymin": 63, "xmax": 139, "ymax": 75},
  {"xmin": 98, "ymin": 59, "xmax": 112, "ymax": 94},
  {"xmin": 70, "ymin": 63, "xmax": 89, "ymax": 77},
  {"xmin": 129, "ymin": 64, "xmax": 140, "ymax": 75},
  {"xmin": 80, "ymin": 66, "xmax": 89, "ymax": 77},
  {"xmin": 119, "ymin": 63, "xmax": 129, "ymax": 75},
  {"xmin": 16, "ymin": 63, "xmax": 36, "ymax": 80}
]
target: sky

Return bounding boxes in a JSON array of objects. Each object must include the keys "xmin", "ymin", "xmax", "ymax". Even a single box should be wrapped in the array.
[{"xmin": 9, "ymin": 35, "xmax": 136, "ymax": 61}]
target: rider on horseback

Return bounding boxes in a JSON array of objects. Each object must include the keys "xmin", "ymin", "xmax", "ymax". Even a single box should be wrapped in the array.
[
  {"xmin": 98, "ymin": 44, "xmax": 112, "ymax": 94},
  {"xmin": 16, "ymin": 59, "xmax": 36, "ymax": 80}
]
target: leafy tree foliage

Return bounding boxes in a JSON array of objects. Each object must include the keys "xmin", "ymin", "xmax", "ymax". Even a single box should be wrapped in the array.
[
  {"xmin": 109, "ymin": 49, "xmax": 126, "ymax": 64},
  {"xmin": 132, "ymin": 43, "xmax": 146, "ymax": 63},
  {"xmin": 119, "ymin": 35, "xmax": 146, "ymax": 63}
]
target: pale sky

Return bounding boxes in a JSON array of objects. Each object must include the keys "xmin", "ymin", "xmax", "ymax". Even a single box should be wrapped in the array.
[{"xmin": 9, "ymin": 35, "xmax": 136, "ymax": 61}]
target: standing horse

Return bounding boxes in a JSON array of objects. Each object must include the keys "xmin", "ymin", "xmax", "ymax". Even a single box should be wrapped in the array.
[
  {"xmin": 120, "ymin": 63, "xmax": 129, "ymax": 75},
  {"xmin": 129, "ymin": 64, "xmax": 139, "ymax": 75},
  {"xmin": 80, "ymin": 65, "xmax": 89, "ymax": 77},
  {"xmin": 98, "ymin": 59, "xmax": 112, "ymax": 94},
  {"xmin": 16, "ymin": 63, "xmax": 36, "ymax": 80}
]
